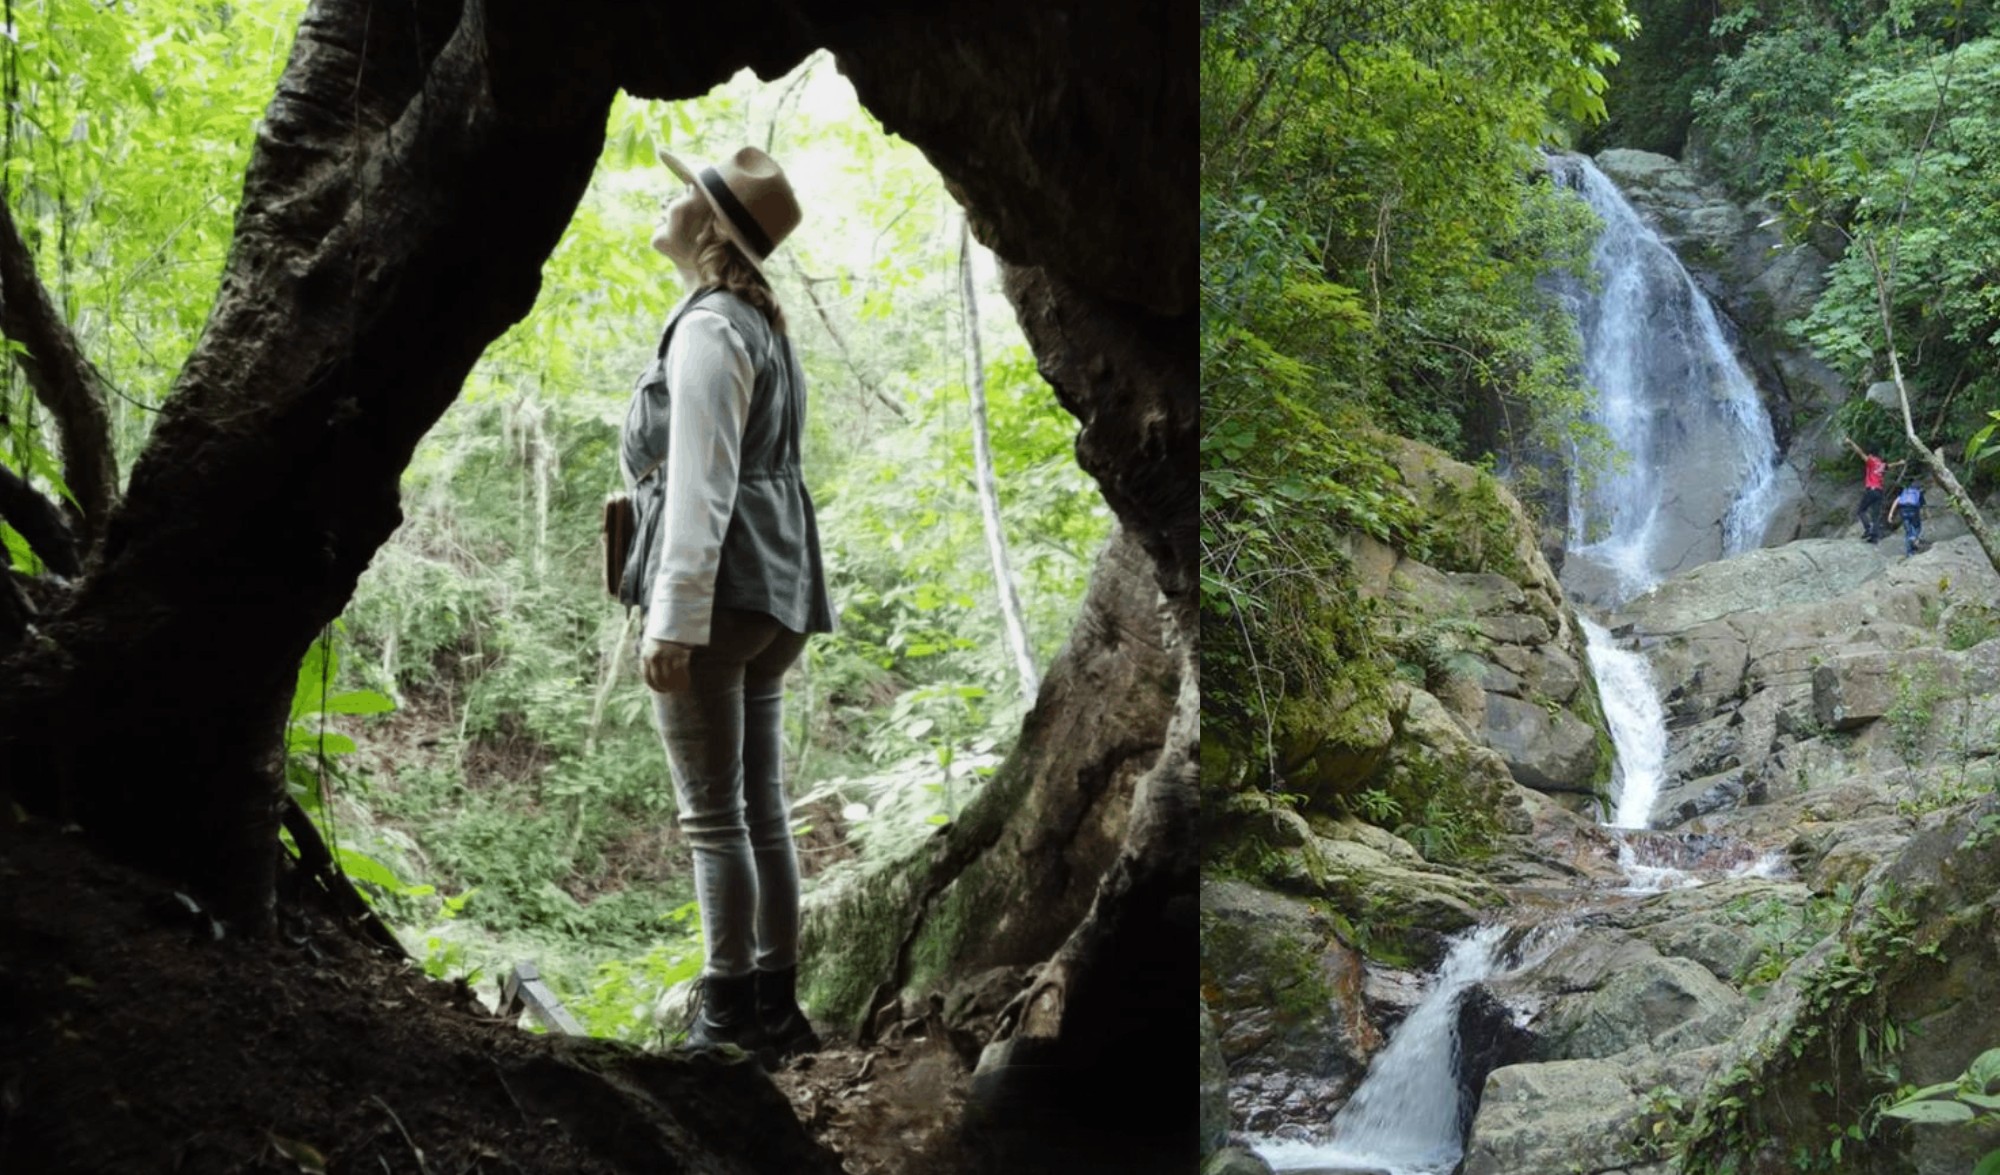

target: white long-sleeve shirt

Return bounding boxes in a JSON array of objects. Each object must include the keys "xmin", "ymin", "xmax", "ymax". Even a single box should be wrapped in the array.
[{"xmin": 634, "ymin": 301, "xmax": 754, "ymax": 646}]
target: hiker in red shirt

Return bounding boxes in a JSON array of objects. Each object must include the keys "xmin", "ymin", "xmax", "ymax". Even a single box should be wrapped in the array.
[{"xmin": 1843, "ymin": 436, "xmax": 1906, "ymax": 544}]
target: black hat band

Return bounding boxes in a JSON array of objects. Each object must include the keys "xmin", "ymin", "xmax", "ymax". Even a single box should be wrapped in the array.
[{"xmin": 699, "ymin": 167, "xmax": 774, "ymax": 259}]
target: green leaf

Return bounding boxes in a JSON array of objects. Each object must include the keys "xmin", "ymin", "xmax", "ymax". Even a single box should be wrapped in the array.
[
  {"xmin": 324, "ymin": 689, "xmax": 395, "ymax": 716},
  {"xmin": 1881, "ymin": 1100, "xmax": 1975, "ymax": 1124},
  {"xmin": 296, "ymin": 731, "xmax": 357, "ymax": 757},
  {"xmin": 333, "ymin": 848, "xmax": 407, "ymax": 893},
  {"xmin": 1971, "ymin": 1148, "xmax": 2000, "ymax": 1175},
  {"xmin": 1969, "ymin": 1048, "xmax": 2000, "ymax": 1089}
]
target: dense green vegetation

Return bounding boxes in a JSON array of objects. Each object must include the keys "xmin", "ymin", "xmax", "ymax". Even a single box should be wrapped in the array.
[
  {"xmin": 1200, "ymin": 0, "xmax": 1633, "ymax": 854},
  {"xmin": 1202, "ymin": 2, "xmax": 2000, "ymax": 1168},
  {"xmin": 0, "ymin": 2, "xmax": 1108, "ymax": 1038},
  {"xmin": 1605, "ymin": 0, "xmax": 2000, "ymax": 469}
]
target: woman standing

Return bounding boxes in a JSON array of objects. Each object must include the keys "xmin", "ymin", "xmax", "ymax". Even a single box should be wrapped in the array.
[{"xmin": 619, "ymin": 144, "xmax": 835, "ymax": 1062}]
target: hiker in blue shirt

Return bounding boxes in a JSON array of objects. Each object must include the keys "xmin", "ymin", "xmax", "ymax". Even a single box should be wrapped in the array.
[{"xmin": 1887, "ymin": 480, "xmax": 1927, "ymax": 558}]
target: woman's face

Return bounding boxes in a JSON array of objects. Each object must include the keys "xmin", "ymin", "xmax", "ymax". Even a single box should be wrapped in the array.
[{"xmin": 652, "ymin": 184, "xmax": 709, "ymax": 262}]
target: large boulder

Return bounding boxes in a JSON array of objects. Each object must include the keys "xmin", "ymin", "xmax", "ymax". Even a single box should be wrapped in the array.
[
  {"xmin": 1483, "ymin": 693, "xmax": 1604, "ymax": 794},
  {"xmin": 1538, "ymin": 952, "xmax": 1748, "ymax": 1060},
  {"xmin": 1198, "ymin": 879, "xmax": 1381, "ymax": 1135},
  {"xmin": 1461, "ymin": 1058, "xmax": 1647, "ymax": 1175}
]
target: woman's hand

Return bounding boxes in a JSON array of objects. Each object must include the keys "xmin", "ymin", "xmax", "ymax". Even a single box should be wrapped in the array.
[{"xmin": 642, "ymin": 638, "xmax": 695, "ymax": 693}]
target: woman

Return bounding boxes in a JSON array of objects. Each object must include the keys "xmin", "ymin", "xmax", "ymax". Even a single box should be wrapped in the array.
[{"xmin": 619, "ymin": 144, "xmax": 836, "ymax": 1062}]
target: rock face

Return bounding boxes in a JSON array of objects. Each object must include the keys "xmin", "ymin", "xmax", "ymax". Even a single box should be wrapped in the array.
[
  {"xmin": 1587, "ymin": 148, "xmax": 1841, "ymax": 536},
  {"xmin": 1199, "ymin": 879, "xmax": 1382, "ymax": 1136},
  {"xmin": 1331, "ymin": 438, "xmax": 1612, "ymax": 810},
  {"xmin": 1611, "ymin": 534, "xmax": 2000, "ymax": 858}
]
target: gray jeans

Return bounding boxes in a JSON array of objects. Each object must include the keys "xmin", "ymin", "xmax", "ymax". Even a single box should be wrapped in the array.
[{"xmin": 647, "ymin": 607, "xmax": 808, "ymax": 978}]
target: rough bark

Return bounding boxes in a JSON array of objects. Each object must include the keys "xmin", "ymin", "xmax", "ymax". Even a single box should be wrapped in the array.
[
  {"xmin": 798, "ymin": 529, "xmax": 1174, "ymax": 1030},
  {"xmin": 0, "ymin": 191, "xmax": 119, "ymax": 542},
  {"xmin": 0, "ymin": 0, "xmax": 634, "ymax": 929},
  {"xmin": 0, "ymin": 0, "xmax": 1193, "ymax": 1158},
  {"xmin": 0, "ymin": 459, "xmax": 80, "ymax": 577}
]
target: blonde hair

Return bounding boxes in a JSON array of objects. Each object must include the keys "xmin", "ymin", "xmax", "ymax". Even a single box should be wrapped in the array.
[{"xmin": 694, "ymin": 216, "xmax": 787, "ymax": 335}]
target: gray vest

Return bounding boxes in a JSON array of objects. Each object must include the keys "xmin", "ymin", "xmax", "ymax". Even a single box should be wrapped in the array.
[{"xmin": 618, "ymin": 288, "xmax": 835, "ymax": 636}]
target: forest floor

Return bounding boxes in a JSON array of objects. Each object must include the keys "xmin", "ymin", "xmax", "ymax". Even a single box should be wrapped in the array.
[{"xmin": 0, "ymin": 812, "xmax": 981, "ymax": 1174}]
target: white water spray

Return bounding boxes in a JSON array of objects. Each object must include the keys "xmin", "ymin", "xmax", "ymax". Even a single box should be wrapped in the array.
[
  {"xmin": 1255, "ymin": 926, "xmax": 1513, "ymax": 1175},
  {"xmin": 1554, "ymin": 154, "xmax": 1781, "ymax": 597},
  {"xmin": 1580, "ymin": 617, "xmax": 1668, "ymax": 830}
]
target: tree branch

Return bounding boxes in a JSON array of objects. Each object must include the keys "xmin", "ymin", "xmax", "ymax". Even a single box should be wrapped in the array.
[
  {"xmin": 0, "ymin": 458, "xmax": 80, "ymax": 577},
  {"xmin": 782, "ymin": 252, "xmax": 908, "ymax": 421},
  {"xmin": 0, "ymin": 190, "xmax": 119, "ymax": 542}
]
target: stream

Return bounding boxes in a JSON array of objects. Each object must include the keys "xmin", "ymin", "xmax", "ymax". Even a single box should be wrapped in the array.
[{"xmin": 1248, "ymin": 153, "xmax": 1790, "ymax": 1174}]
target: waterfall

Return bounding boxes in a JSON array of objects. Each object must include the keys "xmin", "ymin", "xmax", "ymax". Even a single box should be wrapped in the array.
[
  {"xmin": 1554, "ymin": 153, "xmax": 1785, "ymax": 871},
  {"xmin": 1255, "ymin": 925, "xmax": 1513, "ymax": 1175},
  {"xmin": 1552, "ymin": 154, "xmax": 1780, "ymax": 602},
  {"xmin": 1579, "ymin": 617, "xmax": 1668, "ymax": 830}
]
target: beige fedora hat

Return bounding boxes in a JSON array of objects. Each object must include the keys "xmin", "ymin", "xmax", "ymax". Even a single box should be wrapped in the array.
[{"xmin": 656, "ymin": 143, "xmax": 802, "ymax": 276}]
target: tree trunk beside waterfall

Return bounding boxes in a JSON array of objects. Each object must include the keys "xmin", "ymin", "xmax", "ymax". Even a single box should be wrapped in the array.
[{"xmin": 1872, "ymin": 238, "xmax": 2000, "ymax": 576}]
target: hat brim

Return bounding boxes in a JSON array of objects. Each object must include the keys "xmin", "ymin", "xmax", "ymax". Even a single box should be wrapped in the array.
[{"xmin": 656, "ymin": 145, "xmax": 769, "ymax": 277}]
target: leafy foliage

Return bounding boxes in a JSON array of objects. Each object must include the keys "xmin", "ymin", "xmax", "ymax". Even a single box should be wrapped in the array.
[
  {"xmin": 0, "ymin": 11, "xmax": 1104, "ymax": 1030},
  {"xmin": 1201, "ymin": 0, "xmax": 1633, "ymax": 826}
]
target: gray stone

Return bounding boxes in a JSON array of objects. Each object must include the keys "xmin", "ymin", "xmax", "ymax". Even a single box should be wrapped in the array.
[
  {"xmin": 1450, "ymin": 570, "xmax": 1528, "ymax": 613},
  {"xmin": 1201, "ymin": 1008, "xmax": 1229, "ymax": 1159},
  {"xmin": 1199, "ymin": 880, "xmax": 1380, "ymax": 1081},
  {"xmin": 1650, "ymin": 768, "xmax": 1764, "ymax": 831},
  {"xmin": 1483, "ymin": 693, "xmax": 1603, "ymax": 793},
  {"xmin": 1478, "ymin": 612, "xmax": 1552, "ymax": 646},
  {"xmin": 1201, "ymin": 1146, "xmax": 1275, "ymax": 1175},
  {"xmin": 1813, "ymin": 648, "xmax": 1960, "ymax": 732},
  {"xmin": 1541, "ymin": 953, "xmax": 1748, "ymax": 1060},
  {"xmin": 1461, "ymin": 1058, "xmax": 1645, "ymax": 1175},
  {"xmin": 1478, "ymin": 664, "xmax": 1525, "ymax": 696}
]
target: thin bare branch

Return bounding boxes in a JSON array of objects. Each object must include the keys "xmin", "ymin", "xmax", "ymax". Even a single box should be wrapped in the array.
[
  {"xmin": 782, "ymin": 252, "xmax": 908, "ymax": 420},
  {"xmin": 0, "ymin": 190, "xmax": 118, "ymax": 542}
]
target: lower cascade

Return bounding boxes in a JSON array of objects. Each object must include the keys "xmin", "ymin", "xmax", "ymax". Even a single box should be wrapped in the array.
[
  {"xmin": 1579, "ymin": 616, "xmax": 1666, "ymax": 831},
  {"xmin": 1251, "ymin": 925, "xmax": 1570, "ymax": 1174}
]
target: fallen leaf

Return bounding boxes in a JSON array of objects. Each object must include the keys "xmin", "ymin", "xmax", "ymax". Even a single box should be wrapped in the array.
[{"xmin": 267, "ymin": 1132, "xmax": 328, "ymax": 1174}]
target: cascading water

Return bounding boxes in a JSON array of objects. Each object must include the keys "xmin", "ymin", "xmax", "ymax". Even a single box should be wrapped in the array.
[
  {"xmin": 1580, "ymin": 616, "xmax": 1668, "ymax": 830},
  {"xmin": 1253, "ymin": 926, "xmax": 1512, "ymax": 1175},
  {"xmin": 1549, "ymin": 154, "xmax": 1797, "ymax": 896},
  {"xmin": 1248, "ymin": 157, "xmax": 1792, "ymax": 1174},
  {"xmin": 1551, "ymin": 153, "xmax": 1781, "ymax": 605}
]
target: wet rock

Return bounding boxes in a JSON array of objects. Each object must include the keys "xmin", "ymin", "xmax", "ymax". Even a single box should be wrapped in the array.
[
  {"xmin": 1483, "ymin": 693, "xmax": 1604, "ymax": 794},
  {"xmin": 1456, "ymin": 986, "xmax": 1537, "ymax": 1114},
  {"xmin": 1200, "ymin": 879, "xmax": 1379, "ymax": 1084},
  {"xmin": 1201, "ymin": 1008, "xmax": 1230, "ymax": 1160},
  {"xmin": 1461, "ymin": 1058, "xmax": 1645, "ymax": 1175},
  {"xmin": 1201, "ymin": 1145, "xmax": 1277, "ymax": 1175},
  {"xmin": 1651, "ymin": 768, "xmax": 1762, "ymax": 830}
]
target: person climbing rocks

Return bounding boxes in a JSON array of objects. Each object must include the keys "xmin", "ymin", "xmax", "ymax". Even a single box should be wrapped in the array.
[
  {"xmin": 1843, "ymin": 437, "xmax": 1905, "ymax": 544},
  {"xmin": 1888, "ymin": 479, "xmax": 1927, "ymax": 558}
]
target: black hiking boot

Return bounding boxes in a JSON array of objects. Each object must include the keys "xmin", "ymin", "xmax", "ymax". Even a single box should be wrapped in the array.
[
  {"xmin": 684, "ymin": 972, "xmax": 768, "ymax": 1057},
  {"xmin": 756, "ymin": 965, "xmax": 821, "ymax": 1064}
]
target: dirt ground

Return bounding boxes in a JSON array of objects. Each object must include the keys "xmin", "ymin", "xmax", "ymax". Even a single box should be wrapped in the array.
[{"xmin": 0, "ymin": 811, "xmax": 981, "ymax": 1174}]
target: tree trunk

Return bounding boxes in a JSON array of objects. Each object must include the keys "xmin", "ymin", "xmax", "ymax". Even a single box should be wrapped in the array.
[
  {"xmin": 0, "ymin": 0, "xmax": 1193, "ymax": 1160},
  {"xmin": 0, "ymin": 0, "xmax": 633, "ymax": 931},
  {"xmin": 1871, "ymin": 242, "xmax": 2000, "ymax": 574},
  {"xmin": 958, "ymin": 215, "xmax": 1038, "ymax": 700}
]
